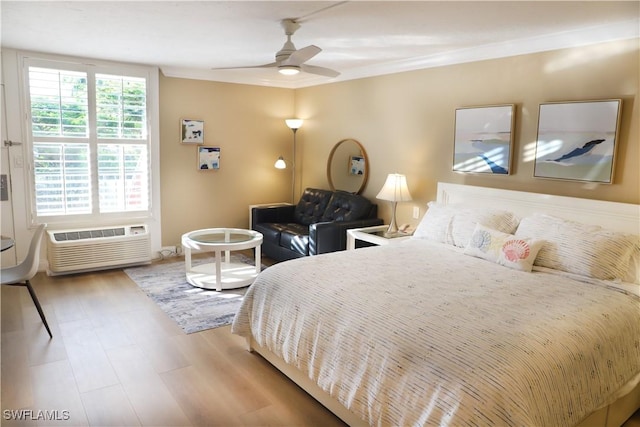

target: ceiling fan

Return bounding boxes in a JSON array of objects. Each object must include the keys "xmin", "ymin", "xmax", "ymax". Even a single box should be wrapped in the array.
[{"xmin": 214, "ymin": 19, "xmax": 340, "ymax": 78}]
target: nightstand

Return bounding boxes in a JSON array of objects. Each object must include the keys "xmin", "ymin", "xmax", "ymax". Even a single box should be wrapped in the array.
[{"xmin": 347, "ymin": 225, "xmax": 412, "ymax": 250}]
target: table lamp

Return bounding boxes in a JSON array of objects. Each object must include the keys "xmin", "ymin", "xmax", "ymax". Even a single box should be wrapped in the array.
[{"xmin": 376, "ymin": 173, "xmax": 412, "ymax": 237}]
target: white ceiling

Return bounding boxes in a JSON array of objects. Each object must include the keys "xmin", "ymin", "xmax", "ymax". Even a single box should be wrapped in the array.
[{"xmin": 2, "ymin": 1, "xmax": 638, "ymax": 89}]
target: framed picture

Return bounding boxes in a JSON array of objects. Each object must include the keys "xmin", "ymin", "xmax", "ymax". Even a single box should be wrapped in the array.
[
  {"xmin": 198, "ymin": 146, "xmax": 220, "ymax": 170},
  {"xmin": 181, "ymin": 119, "xmax": 204, "ymax": 144},
  {"xmin": 534, "ymin": 100, "xmax": 621, "ymax": 183},
  {"xmin": 453, "ymin": 104, "xmax": 514, "ymax": 175},
  {"xmin": 349, "ymin": 155, "xmax": 365, "ymax": 175}
]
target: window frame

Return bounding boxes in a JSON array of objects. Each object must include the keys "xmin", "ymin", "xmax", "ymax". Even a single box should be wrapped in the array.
[{"xmin": 21, "ymin": 55, "xmax": 160, "ymax": 227}]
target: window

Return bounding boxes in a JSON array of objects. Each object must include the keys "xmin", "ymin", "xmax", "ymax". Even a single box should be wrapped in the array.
[{"xmin": 26, "ymin": 60, "xmax": 153, "ymax": 221}]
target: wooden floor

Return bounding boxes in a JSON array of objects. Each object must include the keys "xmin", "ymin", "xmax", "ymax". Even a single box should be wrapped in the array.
[
  {"xmin": 2, "ymin": 253, "xmax": 640, "ymax": 427},
  {"xmin": 1, "ymin": 253, "xmax": 346, "ymax": 426}
]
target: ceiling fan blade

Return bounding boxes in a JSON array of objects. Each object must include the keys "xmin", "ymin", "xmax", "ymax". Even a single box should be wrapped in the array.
[
  {"xmin": 281, "ymin": 45, "xmax": 321, "ymax": 66},
  {"xmin": 301, "ymin": 64, "xmax": 340, "ymax": 78},
  {"xmin": 212, "ymin": 62, "xmax": 278, "ymax": 71}
]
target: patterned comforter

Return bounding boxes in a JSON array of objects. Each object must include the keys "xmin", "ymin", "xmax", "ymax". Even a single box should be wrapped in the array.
[{"xmin": 231, "ymin": 239, "xmax": 640, "ymax": 426}]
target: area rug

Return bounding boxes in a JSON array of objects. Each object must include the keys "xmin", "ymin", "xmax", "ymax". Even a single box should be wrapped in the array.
[{"xmin": 124, "ymin": 254, "xmax": 264, "ymax": 334}]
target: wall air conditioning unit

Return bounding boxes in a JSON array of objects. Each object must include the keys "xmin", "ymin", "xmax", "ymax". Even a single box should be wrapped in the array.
[{"xmin": 47, "ymin": 224, "xmax": 151, "ymax": 275}]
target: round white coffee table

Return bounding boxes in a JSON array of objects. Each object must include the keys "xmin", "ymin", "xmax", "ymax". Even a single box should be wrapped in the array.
[{"xmin": 181, "ymin": 228, "xmax": 263, "ymax": 291}]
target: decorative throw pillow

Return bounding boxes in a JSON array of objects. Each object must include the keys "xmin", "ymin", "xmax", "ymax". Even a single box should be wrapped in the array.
[
  {"xmin": 464, "ymin": 224, "xmax": 543, "ymax": 272},
  {"xmin": 515, "ymin": 214, "xmax": 640, "ymax": 282}
]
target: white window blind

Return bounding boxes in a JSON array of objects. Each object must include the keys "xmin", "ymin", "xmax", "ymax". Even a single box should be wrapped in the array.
[
  {"xmin": 27, "ymin": 63, "xmax": 151, "ymax": 220},
  {"xmin": 33, "ymin": 143, "xmax": 91, "ymax": 215},
  {"xmin": 29, "ymin": 67, "xmax": 88, "ymax": 138},
  {"xmin": 98, "ymin": 144, "xmax": 148, "ymax": 212},
  {"xmin": 95, "ymin": 74, "xmax": 147, "ymax": 139}
]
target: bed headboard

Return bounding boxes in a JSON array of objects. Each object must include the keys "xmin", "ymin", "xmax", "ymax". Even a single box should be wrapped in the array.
[{"xmin": 437, "ymin": 182, "xmax": 640, "ymax": 235}]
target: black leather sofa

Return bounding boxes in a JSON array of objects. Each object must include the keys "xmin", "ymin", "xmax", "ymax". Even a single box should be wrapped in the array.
[{"xmin": 252, "ymin": 188, "xmax": 383, "ymax": 262}]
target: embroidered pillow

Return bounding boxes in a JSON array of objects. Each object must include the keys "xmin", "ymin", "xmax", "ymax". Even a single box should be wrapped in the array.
[
  {"xmin": 464, "ymin": 224, "xmax": 543, "ymax": 272},
  {"xmin": 515, "ymin": 214, "xmax": 640, "ymax": 282}
]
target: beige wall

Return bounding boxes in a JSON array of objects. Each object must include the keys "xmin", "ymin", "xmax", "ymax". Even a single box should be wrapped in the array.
[
  {"xmin": 294, "ymin": 38, "xmax": 639, "ymax": 228},
  {"xmin": 159, "ymin": 39, "xmax": 639, "ymax": 244},
  {"xmin": 159, "ymin": 75, "xmax": 295, "ymax": 246}
]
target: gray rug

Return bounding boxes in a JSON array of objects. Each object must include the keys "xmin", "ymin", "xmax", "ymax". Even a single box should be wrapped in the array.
[{"xmin": 124, "ymin": 254, "xmax": 262, "ymax": 334}]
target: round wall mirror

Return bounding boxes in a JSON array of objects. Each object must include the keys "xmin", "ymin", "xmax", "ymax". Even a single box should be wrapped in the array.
[{"xmin": 326, "ymin": 138, "xmax": 369, "ymax": 195}]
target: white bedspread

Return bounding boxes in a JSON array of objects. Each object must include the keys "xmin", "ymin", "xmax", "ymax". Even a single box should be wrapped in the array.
[{"xmin": 232, "ymin": 239, "xmax": 640, "ymax": 426}]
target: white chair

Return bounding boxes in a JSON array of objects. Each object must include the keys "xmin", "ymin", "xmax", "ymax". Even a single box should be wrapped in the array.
[{"xmin": 1, "ymin": 224, "xmax": 52, "ymax": 338}]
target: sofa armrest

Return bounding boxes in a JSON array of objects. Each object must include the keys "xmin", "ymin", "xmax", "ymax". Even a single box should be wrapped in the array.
[
  {"xmin": 252, "ymin": 205, "xmax": 296, "ymax": 229},
  {"xmin": 309, "ymin": 217, "xmax": 384, "ymax": 255}
]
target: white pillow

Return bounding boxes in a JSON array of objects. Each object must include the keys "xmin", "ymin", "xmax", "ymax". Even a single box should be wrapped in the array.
[
  {"xmin": 515, "ymin": 214, "xmax": 640, "ymax": 282},
  {"xmin": 412, "ymin": 201, "xmax": 454, "ymax": 244},
  {"xmin": 464, "ymin": 224, "xmax": 543, "ymax": 272},
  {"xmin": 450, "ymin": 206, "xmax": 520, "ymax": 247},
  {"xmin": 413, "ymin": 202, "xmax": 519, "ymax": 247}
]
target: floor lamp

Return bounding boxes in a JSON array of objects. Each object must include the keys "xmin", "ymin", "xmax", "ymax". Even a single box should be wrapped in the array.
[{"xmin": 285, "ymin": 119, "xmax": 303, "ymax": 203}]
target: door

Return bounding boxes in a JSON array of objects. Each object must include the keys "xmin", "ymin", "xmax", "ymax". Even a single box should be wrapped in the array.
[
  {"xmin": 2, "ymin": 50, "xmax": 35, "ymax": 267},
  {"xmin": 1, "ymin": 70, "xmax": 18, "ymax": 265},
  {"xmin": 1, "ymin": 137, "xmax": 17, "ymax": 267}
]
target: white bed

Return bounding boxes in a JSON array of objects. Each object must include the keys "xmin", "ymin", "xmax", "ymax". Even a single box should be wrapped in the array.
[{"xmin": 232, "ymin": 183, "xmax": 640, "ymax": 426}]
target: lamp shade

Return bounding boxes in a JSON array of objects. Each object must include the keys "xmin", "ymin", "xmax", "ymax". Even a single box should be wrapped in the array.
[
  {"xmin": 285, "ymin": 119, "xmax": 303, "ymax": 130},
  {"xmin": 376, "ymin": 174, "xmax": 412, "ymax": 202},
  {"xmin": 274, "ymin": 156, "xmax": 287, "ymax": 169}
]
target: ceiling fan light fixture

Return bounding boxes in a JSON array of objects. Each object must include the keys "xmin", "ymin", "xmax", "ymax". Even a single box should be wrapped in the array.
[{"xmin": 278, "ymin": 65, "xmax": 300, "ymax": 75}]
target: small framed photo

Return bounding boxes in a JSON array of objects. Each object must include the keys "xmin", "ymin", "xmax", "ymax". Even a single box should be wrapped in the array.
[
  {"xmin": 453, "ymin": 104, "xmax": 515, "ymax": 175},
  {"xmin": 198, "ymin": 146, "xmax": 220, "ymax": 170},
  {"xmin": 349, "ymin": 155, "xmax": 365, "ymax": 175},
  {"xmin": 534, "ymin": 100, "xmax": 621, "ymax": 183},
  {"xmin": 181, "ymin": 119, "xmax": 204, "ymax": 144}
]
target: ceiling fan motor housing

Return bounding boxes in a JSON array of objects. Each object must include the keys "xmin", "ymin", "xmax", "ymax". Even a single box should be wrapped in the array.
[
  {"xmin": 276, "ymin": 36, "xmax": 297, "ymax": 62},
  {"xmin": 276, "ymin": 19, "xmax": 300, "ymax": 62}
]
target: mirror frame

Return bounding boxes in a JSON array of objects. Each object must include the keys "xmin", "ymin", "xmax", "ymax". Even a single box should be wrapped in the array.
[{"xmin": 326, "ymin": 138, "xmax": 369, "ymax": 195}]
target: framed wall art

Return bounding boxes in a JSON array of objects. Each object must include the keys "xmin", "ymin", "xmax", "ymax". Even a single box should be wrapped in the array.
[
  {"xmin": 534, "ymin": 99, "xmax": 621, "ymax": 183},
  {"xmin": 198, "ymin": 146, "xmax": 220, "ymax": 170},
  {"xmin": 453, "ymin": 104, "xmax": 514, "ymax": 175},
  {"xmin": 181, "ymin": 119, "xmax": 204, "ymax": 144},
  {"xmin": 349, "ymin": 155, "xmax": 365, "ymax": 176}
]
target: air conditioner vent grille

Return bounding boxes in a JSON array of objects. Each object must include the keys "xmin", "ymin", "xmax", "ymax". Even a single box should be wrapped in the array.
[{"xmin": 52, "ymin": 227, "xmax": 126, "ymax": 241}]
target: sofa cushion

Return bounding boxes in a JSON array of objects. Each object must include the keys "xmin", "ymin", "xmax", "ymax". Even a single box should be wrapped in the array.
[
  {"xmin": 278, "ymin": 223, "xmax": 310, "ymax": 256},
  {"xmin": 321, "ymin": 191, "xmax": 372, "ymax": 222},
  {"xmin": 293, "ymin": 188, "xmax": 333, "ymax": 225},
  {"xmin": 253, "ymin": 222, "xmax": 286, "ymax": 242}
]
